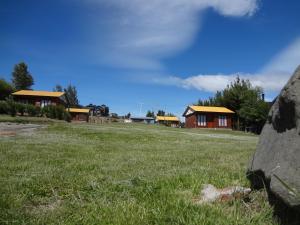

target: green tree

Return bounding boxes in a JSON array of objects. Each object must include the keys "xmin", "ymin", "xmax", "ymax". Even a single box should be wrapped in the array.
[
  {"xmin": 146, "ymin": 110, "xmax": 155, "ymax": 118},
  {"xmin": 12, "ymin": 62, "xmax": 34, "ymax": 90},
  {"xmin": 157, "ymin": 110, "xmax": 165, "ymax": 116},
  {"xmin": 53, "ymin": 84, "xmax": 63, "ymax": 92},
  {"xmin": 196, "ymin": 76, "xmax": 270, "ymax": 132},
  {"xmin": 239, "ymin": 89, "xmax": 270, "ymax": 133},
  {"xmin": 0, "ymin": 78, "xmax": 14, "ymax": 100},
  {"xmin": 64, "ymin": 85, "xmax": 79, "ymax": 107},
  {"xmin": 221, "ymin": 77, "xmax": 261, "ymax": 130}
]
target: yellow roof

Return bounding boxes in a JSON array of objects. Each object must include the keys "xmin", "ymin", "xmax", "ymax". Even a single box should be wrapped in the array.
[
  {"xmin": 12, "ymin": 90, "xmax": 64, "ymax": 97},
  {"xmin": 156, "ymin": 116, "xmax": 180, "ymax": 122},
  {"xmin": 67, "ymin": 108, "xmax": 90, "ymax": 113},
  {"xmin": 189, "ymin": 105, "xmax": 234, "ymax": 113}
]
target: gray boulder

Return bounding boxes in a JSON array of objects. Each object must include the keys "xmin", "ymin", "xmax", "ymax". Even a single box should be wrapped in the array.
[{"xmin": 247, "ymin": 66, "xmax": 300, "ymax": 224}]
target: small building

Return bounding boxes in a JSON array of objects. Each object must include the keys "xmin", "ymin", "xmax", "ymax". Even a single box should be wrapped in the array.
[
  {"xmin": 183, "ymin": 105, "xmax": 234, "ymax": 129},
  {"xmin": 67, "ymin": 108, "xmax": 90, "ymax": 122},
  {"xmin": 156, "ymin": 116, "xmax": 180, "ymax": 127},
  {"xmin": 130, "ymin": 116, "xmax": 155, "ymax": 124},
  {"xmin": 12, "ymin": 90, "xmax": 65, "ymax": 107}
]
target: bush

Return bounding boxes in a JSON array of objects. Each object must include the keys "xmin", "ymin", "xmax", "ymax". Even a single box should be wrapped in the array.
[
  {"xmin": 55, "ymin": 105, "xmax": 66, "ymax": 120},
  {"xmin": 41, "ymin": 105, "xmax": 70, "ymax": 122},
  {"xmin": 26, "ymin": 104, "xmax": 39, "ymax": 116},
  {"xmin": 41, "ymin": 105, "xmax": 55, "ymax": 119},
  {"xmin": 6, "ymin": 98, "xmax": 17, "ymax": 116},
  {"xmin": 63, "ymin": 111, "xmax": 72, "ymax": 122},
  {"xmin": 16, "ymin": 103, "xmax": 26, "ymax": 116},
  {"xmin": 0, "ymin": 101, "xmax": 9, "ymax": 114}
]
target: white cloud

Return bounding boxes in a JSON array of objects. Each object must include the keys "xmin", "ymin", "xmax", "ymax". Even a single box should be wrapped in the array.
[
  {"xmin": 83, "ymin": 0, "xmax": 259, "ymax": 69},
  {"xmin": 151, "ymin": 37, "xmax": 300, "ymax": 93},
  {"xmin": 261, "ymin": 37, "xmax": 300, "ymax": 75}
]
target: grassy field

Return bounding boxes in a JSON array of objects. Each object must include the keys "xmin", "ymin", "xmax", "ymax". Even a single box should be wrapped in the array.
[{"xmin": 0, "ymin": 118, "xmax": 277, "ymax": 224}]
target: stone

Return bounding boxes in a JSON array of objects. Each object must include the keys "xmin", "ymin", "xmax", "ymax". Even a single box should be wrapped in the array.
[
  {"xmin": 247, "ymin": 66, "xmax": 300, "ymax": 224},
  {"xmin": 194, "ymin": 184, "xmax": 251, "ymax": 204}
]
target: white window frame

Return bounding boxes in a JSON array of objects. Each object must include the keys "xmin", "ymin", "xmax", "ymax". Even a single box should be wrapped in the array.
[
  {"xmin": 218, "ymin": 115, "xmax": 227, "ymax": 127},
  {"xmin": 198, "ymin": 114, "xmax": 207, "ymax": 126}
]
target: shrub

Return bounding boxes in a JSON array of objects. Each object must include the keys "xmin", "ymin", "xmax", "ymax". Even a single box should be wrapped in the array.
[
  {"xmin": 63, "ymin": 111, "xmax": 72, "ymax": 122},
  {"xmin": 6, "ymin": 98, "xmax": 17, "ymax": 116},
  {"xmin": 41, "ymin": 105, "xmax": 55, "ymax": 119},
  {"xmin": 41, "ymin": 105, "xmax": 70, "ymax": 122},
  {"xmin": 0, "ymin": 101, "xmax": 9, "ymax": 114},
  {"xmin": 35, "ymin": 106, "xmax": 41, "ymax": 116},
  {"xmin": 15, "ymin": 103, "xmax": 26, "ymax": 116},
  {"xmin": 55, "ymin": 105, "xmax": 65, "ymax": 120},
  {"xmin": 26, "ymin": 104, "xmax": 38, "ymax": 116}
]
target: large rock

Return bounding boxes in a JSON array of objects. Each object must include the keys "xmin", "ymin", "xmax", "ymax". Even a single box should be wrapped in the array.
[{"xmin": 247, "ymin": 66, "xmax": 300, "ymax": 224}]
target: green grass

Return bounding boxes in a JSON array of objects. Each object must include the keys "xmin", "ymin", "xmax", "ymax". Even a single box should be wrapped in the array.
[
  {"xmin": 0, "ymin": 114, "xmax": 66, "ymax": 124},
  {"xmin": 0, "ymin": 120, "xmax": 277, "ymax": 224}
]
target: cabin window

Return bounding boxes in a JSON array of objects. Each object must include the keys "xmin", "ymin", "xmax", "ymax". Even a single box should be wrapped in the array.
[
  {"xmin": 198, "ymin": 114, "xmax": 206, "ymax": 126},
  {"xmin": 41, "ymin": 99, "xmax": 51, "ymax": 108},
  {"xmin": 218, "ymin": 115, "xmax": 227, "ymax": 127}
]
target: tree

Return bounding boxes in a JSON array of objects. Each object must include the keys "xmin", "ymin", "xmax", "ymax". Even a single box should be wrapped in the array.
[
  {"xmin": 197, "ymin": 76, "xmax": 270, "ymax": 132},
  {"xmin": 157, "ymin": 110, "xmax": 165, "ymax": 116},
  {"xmin": 12, "ymin": 62, "xmax": 34, "ymax": 90},
  {"xmin": 166, "ymin": 113, "xmax": 175, "ymax": 116},
  {"xmin": 146, "ymin": 110, "xmax": 155, "ymax": 117},
  {"xmin": 100, "ymin": 104, "xmax": 109, "ymax": 117},
  {"xmin": 64, "ymin": 85, "xmax": 79, "ymax": 107},
  {"xmin": 239, "ymin": 89, "xmax": 270, "ymax": 133},
  {"xmin": 85, "ymin": 104, "xmax": 109, "ymax": 117},
  {"xmin": 53, "ymin": 84, "xmax": 63, "ymax": 92},
  {"xmin": 0, "ymin": 78, "xmax": 14, "ymax": 100}
]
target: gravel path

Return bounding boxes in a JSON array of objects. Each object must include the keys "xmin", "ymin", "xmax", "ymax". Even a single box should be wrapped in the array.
[{"xmin": 0, "ymin": 122, "xmax": 45, "ymax": 137}]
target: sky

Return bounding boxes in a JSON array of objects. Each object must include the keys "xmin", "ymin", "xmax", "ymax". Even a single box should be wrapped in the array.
[{"xmin": 1, "ymin": 0, "xmax": 300, "ymax": 118}]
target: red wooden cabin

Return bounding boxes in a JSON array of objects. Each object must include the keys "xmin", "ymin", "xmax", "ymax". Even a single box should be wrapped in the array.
[
  {"xmin": 183, "ymin": 106, "xmax": 234, "ymax": 129},
  {"xmin": 67, "ymin": 108, "xmax": 90, "ymax": 122}
]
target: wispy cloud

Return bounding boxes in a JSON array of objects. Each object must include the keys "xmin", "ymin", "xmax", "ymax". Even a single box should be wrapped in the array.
[
  {"xmin": 151, "ymin": 37, "xmax": 300, "ymax": 93},
  {"xmin": 83, "ymin": 0, "xmax": 259, "ymax": 69}
]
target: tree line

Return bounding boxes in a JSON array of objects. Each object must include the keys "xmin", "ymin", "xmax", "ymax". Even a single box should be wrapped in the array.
[{"xmin": 146, "ymin": 110, "xmax": 175, "ymax": 118}]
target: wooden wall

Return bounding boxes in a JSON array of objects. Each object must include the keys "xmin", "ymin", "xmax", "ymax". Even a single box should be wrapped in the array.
[{"xmin": 185, "ymin": 112, "xmax": 232, "ymax": 129}]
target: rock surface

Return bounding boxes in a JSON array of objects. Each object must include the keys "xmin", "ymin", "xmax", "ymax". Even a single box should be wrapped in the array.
[{"xmin": 247, "ymin": 66, "xmax": 300, "ymax": 224}]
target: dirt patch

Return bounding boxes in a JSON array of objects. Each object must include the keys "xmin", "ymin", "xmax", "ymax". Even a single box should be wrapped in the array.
[{"xmin": 0, "ymin": 122, "xmax": 46, "ymax": 137}]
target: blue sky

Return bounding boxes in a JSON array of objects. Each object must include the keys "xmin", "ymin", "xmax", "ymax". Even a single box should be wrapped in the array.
[{"xmin": 1, "ymin": 0, "xmax": 300, "ymax": 117}]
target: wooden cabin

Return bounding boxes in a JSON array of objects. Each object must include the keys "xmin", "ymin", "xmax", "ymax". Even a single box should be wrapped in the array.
[
  {"xmin": 156, "ymin": 116, "xmax": 180, "ymax": 127},
  {"xmin": 12, "ymin": 90, "xmax": 65, "ymax": 107},
  {"xmin": 183, "ymin": 106, "xmax": 234, "ymax": 129},
  {"xmin": 67, "ymin": 108, "xmax": 90, "ymax": 122}
]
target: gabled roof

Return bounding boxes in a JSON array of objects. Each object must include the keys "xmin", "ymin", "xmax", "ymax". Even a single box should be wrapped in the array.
[
  {"xmin": 156, "ymin": 116, "xmax": 180, "ymax": 122},
  {"xmin": 67, "ymin": 108, "xmax": 90, "ymax": 113},
  {"xmin": 12, "ymin": 90, "xmax": 65, "ymax": 97},
  {"xmin": 183, "ymin": 105, "xmax": 234, "ymax": 116}
]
